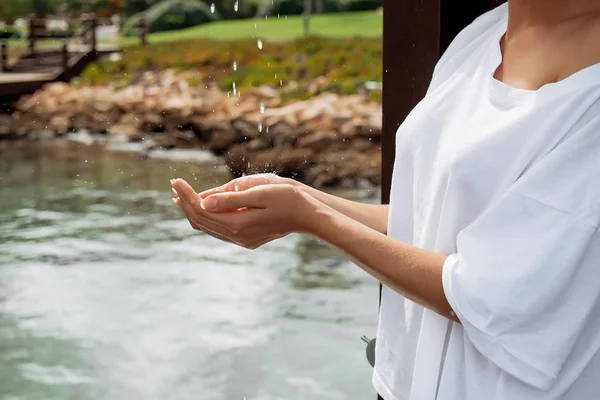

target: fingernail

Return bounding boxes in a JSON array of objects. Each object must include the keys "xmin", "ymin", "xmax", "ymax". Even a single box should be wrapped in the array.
[
  {"xmin": 172, "ymin": 198, "xmax": 177, "ymax": 204},
  {"xmin": 170, "ymin": 179, "xmax": 176, "ymax": 184},
  {"xmin": 203, "ymin": 198, "xmax": 218, "ymax": 211}
]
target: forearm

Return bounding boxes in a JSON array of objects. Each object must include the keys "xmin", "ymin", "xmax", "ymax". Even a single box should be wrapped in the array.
[
  {"xmin": 289, "ymin": 179, "xmax": 389, "ymax": 234},
  {"xmin": 304, "ymin": 197, "xmax": 457, "ymax": 322}
]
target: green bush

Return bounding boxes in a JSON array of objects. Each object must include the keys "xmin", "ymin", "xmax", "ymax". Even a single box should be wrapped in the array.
[
  {"xmin": 123, "ymin": 0, "xmax": 219, "ymax": 36},
  {"xmin": 344, "ymin": 0, "xmax": 382, "ymax": 11},
  {"xmin": 81, "ymin": 36, "xmax": 382, "ymax": 100},
  {"xmin": 258, "ymin": 0, "xmax": 344, "ymax": 16},
  {"xmin": 0, "ymin": 26, "xmax": 22, "ymax": 39},
  {"xmin": 206, "ymin": 0, "xmax": 262, "ymax": 20}
]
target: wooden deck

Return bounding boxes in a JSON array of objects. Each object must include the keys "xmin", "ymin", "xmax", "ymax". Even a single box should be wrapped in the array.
[{"xmin": 0, "ymin": 15, "xmax": 143, "ymax": 101}]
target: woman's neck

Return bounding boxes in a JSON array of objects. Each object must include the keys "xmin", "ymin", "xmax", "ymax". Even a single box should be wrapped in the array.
[{"xmin": 507, "ymin": 0, "xmax": 600, "ymax": 33}]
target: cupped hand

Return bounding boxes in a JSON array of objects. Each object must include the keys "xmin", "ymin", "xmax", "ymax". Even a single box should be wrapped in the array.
[
  {"xmin": 171, "ymin": 178, "xmax": 316, "ymax": 250},
  {"xmin": 198, "ymin": 173, "xmax": 294, "ymax": 199}
]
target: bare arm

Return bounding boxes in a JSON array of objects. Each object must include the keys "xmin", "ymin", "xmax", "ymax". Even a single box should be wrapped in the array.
[
  {"xmin": 304, "ymin": 195, "xmax": 457, "ymax": 322},
  {"xmin": 291, "ymin": 180, "xmax": 389, "ymax": 235},
  {"xmin": 174, "ymin": 178, "xmax": 456, "ymax": 322}
]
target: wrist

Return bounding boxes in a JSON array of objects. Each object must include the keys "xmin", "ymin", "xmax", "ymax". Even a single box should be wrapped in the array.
[{"xmin": 292, "ymin": 186, "xmax": 327, "ymax": 235}]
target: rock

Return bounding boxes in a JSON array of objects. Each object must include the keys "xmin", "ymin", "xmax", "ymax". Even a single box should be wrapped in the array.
[
  {"xmin": 193, "ymin": 119, "xmax": 240, "ymax": 153},
  {"xmin": 265, "ymin": 121, "xmax": 304, "ymax": 148},
  {"xmin": 151, "ymin": 133, "xmax": 178, "ymax": 150},
  {"xmin": 225, "ymin": 146, "xmax": 315, "ymax": 177},
  {"xmin": 339, "ymin": 118, "xmax": 380, "ymax": 139},
  {"xmin": 297, "ymin": 130, "xmax": 339, "ymax": 149},
  {"xmin": 7, "ymin": 70, "xmax": 383, "ymax": 187},
  {"xmin": 108, "ymin": 113, "xmax": 142, "ymax": 141},
  {"xmin": 232, "ymin": 114, "xmax": 263, "ymax": 140},
  {"xmin": 28, "ymin": 130, "xmax": 56, "ymax": 141},
  {"xmin": 0, "ymin": 114, "xmax": 13, "ymax": 137},
  {"xmin": 45, "ymin": 82, "xmax": 71, "ymax": 97},
  {"xmin": 141, "ymin": 113, "xmax": 165, "ymax": 132},
  {"xmin": 302, "ymin": 116, "xmax": 332, "ymax": 134},
  {"xmin": 49, "ymin": 115, "xmax": 72, "ymax": 135}
]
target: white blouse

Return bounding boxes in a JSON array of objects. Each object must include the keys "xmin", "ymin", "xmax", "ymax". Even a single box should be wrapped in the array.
[{"xmin": 373, "ymin": 4, "xmax": 600, "ymax": 400}]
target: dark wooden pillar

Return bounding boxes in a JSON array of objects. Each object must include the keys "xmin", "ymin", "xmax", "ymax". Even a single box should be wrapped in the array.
[
  {"xmin": 139, "ymin": 17, "xmax": 148, "ymax": 46},
  {"xmin": 1, "ymin": 41, "xmax": 7, "ymax": 72},
  {"xmin": 381, "ymin": 0, "xmax": 442, "ymax": 204}
]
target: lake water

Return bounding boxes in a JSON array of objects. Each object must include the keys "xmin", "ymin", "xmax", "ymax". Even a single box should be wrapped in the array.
[{"xmin": 0, "ymin": 139, "xmax": 379, "ymax": 400}]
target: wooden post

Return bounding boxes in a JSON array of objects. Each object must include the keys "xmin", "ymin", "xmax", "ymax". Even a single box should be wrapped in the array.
[
  {"xmin": 91, "ymin": 15, "xmax": 97, "ymax": 53},
  {"xmin": 1, "ymin": 41, "xmax": 7, "ymax": 72},
  {"xmin": 140, "ymin": 17, "xmax": 148, "ymax": 46},
  {"xmin": 381, "ymin": 0, "xmax": 442, "ymax": 204},
  {"xmin": 28, "ymin": 18, "xmax": 36, "ymax": 53},
  {"xmin": 303, "ymin": 0, "xmax": 312, "ymax": 36},
  {"xmin": 62, "ymin": 41, "xmax": 69, "ymax": 76}
]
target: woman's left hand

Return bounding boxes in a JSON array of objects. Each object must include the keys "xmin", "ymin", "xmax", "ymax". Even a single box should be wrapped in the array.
[{"xmin": 171, "ymin": 178, "xmax": 317, "ymax": 249}]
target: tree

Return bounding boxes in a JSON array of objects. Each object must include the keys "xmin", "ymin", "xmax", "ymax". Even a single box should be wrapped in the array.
[
  {"xmin": 0, "ymin": 0, "xmax": 33, "ymax": 24},
  {"xmin": 31, "ymin": 0, "xmax": 57, "ymax": 17},
  {"xmin": 315, "ymin": 0, "xmax": 323, "ymax": 13},
  {"xmin": 122, "ymin": 0, "xmax": 162, "ymax": 16},
  {"xmin": 303, "ymin": 0, "xmax": 311, "ymax": 36}
]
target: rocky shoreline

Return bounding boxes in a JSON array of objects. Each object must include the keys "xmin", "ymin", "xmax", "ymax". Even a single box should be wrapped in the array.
[{"xmin": 0, "ymin": 70, "xmax": 382, "ymax": 187}]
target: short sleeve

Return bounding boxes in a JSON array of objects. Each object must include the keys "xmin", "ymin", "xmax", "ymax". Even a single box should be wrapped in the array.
[{"xmin": 442, "ymin": 116, "xmax": 600, "ymax": 390}]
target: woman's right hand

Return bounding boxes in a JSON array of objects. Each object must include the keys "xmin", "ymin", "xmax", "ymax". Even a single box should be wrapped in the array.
[{"xmin": 199, "ymin": 173, "xmax": 297, "ymax": 199}]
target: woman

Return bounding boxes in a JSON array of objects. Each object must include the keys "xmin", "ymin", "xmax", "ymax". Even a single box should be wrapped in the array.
[{"xmin": 171, "ymin": 1, "xmax": 600, "ymax": 399}]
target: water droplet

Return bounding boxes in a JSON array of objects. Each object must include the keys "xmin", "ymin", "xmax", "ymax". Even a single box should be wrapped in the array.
[
  {"xmin": 234, "ymin": 1, "xmax": 239, "ymax": 11},
  {"xmin": 233, "ymin": 61, "xmax": 237, "ymax": 71},
  {"xmin": 257, "ymin": 39, "xmax": 263, "ymax": 49},
  {"xmin": 258, "ymin": 123, "xmax": 263, "ymax": 132},
  {"xmin": 233, "ymin": 82, "xmax": 237, "ymax": 96},
  {"xmin": 210, "ymin": 3, "xmax": 215, "ymax": 13},
  {"xmin": 259, "ymin": 101, "xmax": 265, "ymax": 114}
]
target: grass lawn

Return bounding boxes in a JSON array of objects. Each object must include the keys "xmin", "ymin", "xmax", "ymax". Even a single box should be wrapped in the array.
[
  {"xmin": 4, "ymin": 11, "xmax": 381, "ymax": 54},
  {"xmin": 118, "ymin": 11, "xmax": 382, "ymax": 45}
]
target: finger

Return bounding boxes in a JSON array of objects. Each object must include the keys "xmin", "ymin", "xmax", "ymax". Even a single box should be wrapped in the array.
[
  {"xmin": 174, "ymin": 198, "xmax": 236, "ymax": 244},
  {"xmin": 172, "ymin": 188, "xmax": 178, "ymax": 198},
  {"xmin": 171, "ymin": 179, "xmax": 200, "ymax": 207},
  {"xmin": 201, "ymin": 187, "xmax": 267, "ymax": 212},
  {"xmin": 199, "ymin": 182, "xmax": 234, "ymax": 199}
]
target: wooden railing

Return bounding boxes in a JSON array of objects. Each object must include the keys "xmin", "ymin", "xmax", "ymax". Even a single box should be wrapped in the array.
[{"xmin": 1, "ymin": 14, "xmax": 148, "ymax": 73}]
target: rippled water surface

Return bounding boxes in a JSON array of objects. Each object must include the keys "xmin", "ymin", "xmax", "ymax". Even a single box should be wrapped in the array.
[{"xmin": 0, "ymin": 140, "xmax": 379, "ymax": 400}]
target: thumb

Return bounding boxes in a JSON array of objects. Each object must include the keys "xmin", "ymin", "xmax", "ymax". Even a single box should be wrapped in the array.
[{"xmin": 201, "ymin": 187, "xmax": 267, "ymax": 212}]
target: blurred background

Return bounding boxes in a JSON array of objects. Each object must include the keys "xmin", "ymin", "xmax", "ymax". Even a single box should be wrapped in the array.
[{"xmin": 0, "ymin": 1, "xmax": 382, "ymax": 399}]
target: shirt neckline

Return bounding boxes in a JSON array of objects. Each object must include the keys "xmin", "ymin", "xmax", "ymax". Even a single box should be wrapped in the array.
[{"xmin": 486, "ymin": 13, "xmax": 600, "ymax": 107}]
